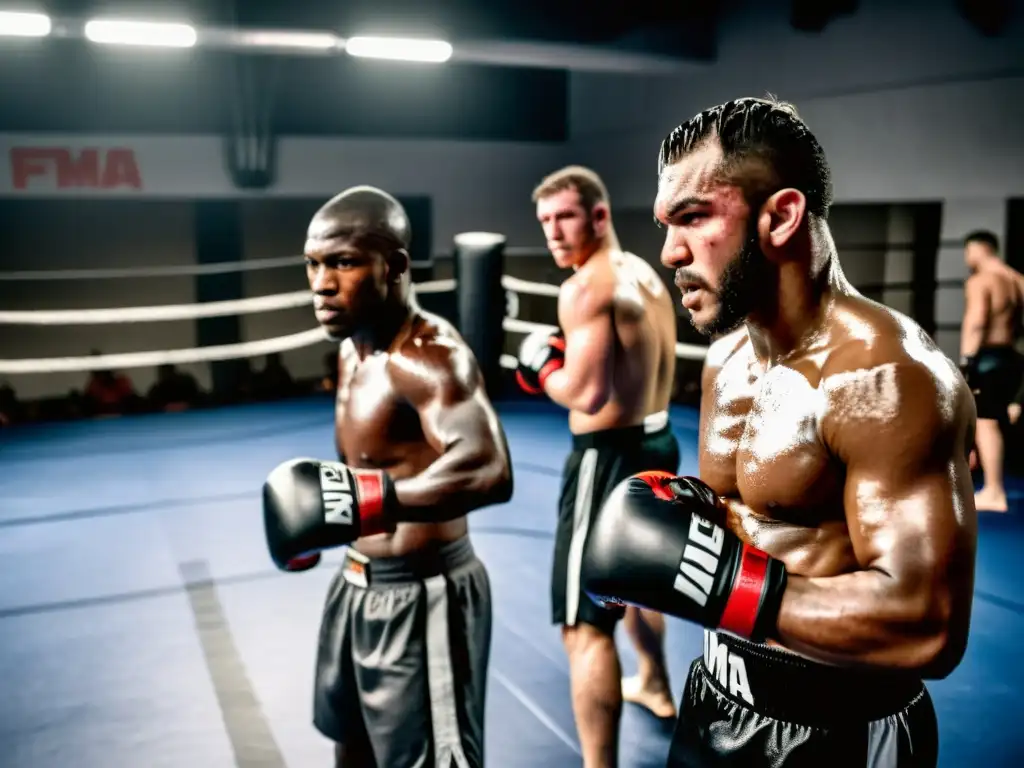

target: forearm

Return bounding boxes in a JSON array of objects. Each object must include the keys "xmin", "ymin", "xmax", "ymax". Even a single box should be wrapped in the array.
[
  {"xmin": 720, "ymin": 499, "xmax": 949, "ymax": 674},
  {"xmin": 959, "ymin": 322, "xmax": 985, "ymax": 359},
  {"xmin": 773, "ymin": 570, "xmax": 947, "ymax": 674},
  {"xmin": 392, "ymin": 445, "xmax": 511, "ymax": 520}
]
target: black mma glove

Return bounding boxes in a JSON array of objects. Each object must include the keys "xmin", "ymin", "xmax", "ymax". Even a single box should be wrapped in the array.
[
  {"xmin": 516, "ymin": 328, "xmax": 565, "ymax": 395},
  {"xmin": 581, "ymin": 470, "xmax": 788, "ymax": 643},
  {"xmin": 262, "ymin": 458, "xmax": 398, "ymax": 571}
]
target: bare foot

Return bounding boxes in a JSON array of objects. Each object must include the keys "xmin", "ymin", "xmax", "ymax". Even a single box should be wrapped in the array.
[
  {"xmin": 621, "ymin": 674, "xmax": 677, "ymax": 719},
  {"xmin": 975, "ymin": 489, "xmax": 1009, "ymax": 512}
]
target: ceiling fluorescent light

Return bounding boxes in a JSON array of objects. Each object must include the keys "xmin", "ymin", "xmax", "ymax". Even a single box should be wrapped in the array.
[
  {"xmin": 344, "ymin": 36, "xmax": 452, "ymax": 63},
  {"xmin": 237, "ymin": 30, "xmax": 339, "ymax": 51},
  {"xmin": 0, "ymin": 11, "xmax": 51, "ymax": 37},
  {"xmin": 84, "ymin": 19, "xmax": 197, "ymax": 48}
]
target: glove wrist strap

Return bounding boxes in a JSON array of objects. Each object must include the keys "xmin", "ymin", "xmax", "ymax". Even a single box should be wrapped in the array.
[
  {"xmin": 718, "ymin": 543, "xmax": 775, "ymax": 640},
  {"xmin": 354, "ymin": 471, "xmax": 391, "ymax": 537}
]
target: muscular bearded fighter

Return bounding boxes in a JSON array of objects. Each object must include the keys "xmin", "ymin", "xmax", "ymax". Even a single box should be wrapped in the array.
[
  {"xmin": 261, "ymin": 186, "xmax": 513, "ymax": 767},
  {"xmin": 581, "ymin": 98, "xmax": 977, "ymax": 766}
]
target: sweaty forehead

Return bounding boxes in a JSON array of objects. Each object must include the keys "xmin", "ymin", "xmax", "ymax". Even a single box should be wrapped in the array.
[
  {"xmin": 655, "ymin": 142, "xmax": 728, "ymax": 213},
  {"xmin": 536, "ymin": 188, "xmax": 583, "ymax": 215}
]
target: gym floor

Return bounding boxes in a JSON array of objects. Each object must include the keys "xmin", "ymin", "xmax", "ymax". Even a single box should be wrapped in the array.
[{"xmin": 1, "ymin": 396, "xmax": 1022, "ymax": 767}]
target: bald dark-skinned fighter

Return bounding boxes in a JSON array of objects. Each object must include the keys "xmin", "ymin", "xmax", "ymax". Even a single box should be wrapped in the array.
[
  {"xmin": 580, "ymin": 99, "xmax": 977, "ymax": 766},
  {"xmin": 262, "ymin": 186, "xmax": 513, "ymax": 767}
]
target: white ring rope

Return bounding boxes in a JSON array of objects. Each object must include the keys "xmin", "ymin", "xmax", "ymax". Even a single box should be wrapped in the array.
[
  {"xmin": 414, "ymin": 279, "xmax": 457, "ymax": 294},
  {"xmin": 0, "ymin": 280, "xmax": 456, "ymax": 325},
  {"xmin": 0, "ymin": 270, "xmax": 707, "ymax": 374},
  {"xmin": 501, "ymin": 275, "xmax": 561, "ymax": 297},
  {"xmin": 0, "ymin": 328, "xmax": 327, "ymax": 374},
  {"xmin": 0, "ymin": 255, "xmax": 306, "ymax": 281},
  {"xmin": 0, "ymin": 255, "xmax": 438, "ymax": 282},
  {"xmin": 0, "ymin": 290, "xmax": 315, "ymax": 325}
]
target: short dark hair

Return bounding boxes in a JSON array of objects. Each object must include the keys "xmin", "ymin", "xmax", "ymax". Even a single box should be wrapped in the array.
[
  {"xmin": 532, "ymin": 165, "xmax": 609, "ymax": 214},
  {"xmin": 658, "ymin": 96, "xmax": 833, "ymax": 218},
  {"xmin": 964, "ymin": 230, "xmax": 999, "ymax": 252}
]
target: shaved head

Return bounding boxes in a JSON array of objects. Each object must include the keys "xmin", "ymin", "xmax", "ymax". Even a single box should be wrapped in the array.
[
  {"xmin": 308, "ymin": 185, "xmax": 412, "ymax": 249},
  {"xmin": 304, "ymin": 185, "xmax": 414, "ymax": 341}
]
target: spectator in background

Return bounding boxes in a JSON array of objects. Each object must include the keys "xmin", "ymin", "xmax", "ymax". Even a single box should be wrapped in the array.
[
  {"xmin": 318, "ymin": 350, "xmax": 339, "ymax": 393},
  {"xmin": 148, "ymin": 363, "xmax": 203, "ymax": 413},
  {"xmin": 252, "ymin": 353, "xmax": 294, "ymax": 400},
  {"xmin": 0, "ymin": 381, "xmax": 22, "ymax": 427},
  {"xmin": 83, "ymin": 351, "xmax": 140, "ymax": 417}
]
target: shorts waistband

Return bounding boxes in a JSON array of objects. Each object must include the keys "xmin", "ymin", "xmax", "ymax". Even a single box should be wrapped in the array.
[
  {"xmin": 976, "ymin": 344, "xmax": 1020, "ymax": 360},
  {"xmin": 342, "ymin": 535, "xmax": 476, "ymax": 586},
  {"xmin": 571, "ymin": 411, "xmax": 670, "ymax": 450},
  {"xmin": 699, "ymin": 631, "xmax": 924, "ymax": 725}
]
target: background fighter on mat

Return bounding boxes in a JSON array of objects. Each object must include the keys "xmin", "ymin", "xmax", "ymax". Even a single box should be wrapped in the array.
[
  {"xmin": 960, "ymin": 230, "xmax": 1024, "ymax": 512},
  {"xmin": 262, "ymin": 185, "xmax": 513, "ymax": 767},
  {"xmin": 581, "ymin": 98, "xmax": 978, "ymax": 766},
  {"xmin": 518, "ymin": 166, "xmax": 681, "ymax": 767}
]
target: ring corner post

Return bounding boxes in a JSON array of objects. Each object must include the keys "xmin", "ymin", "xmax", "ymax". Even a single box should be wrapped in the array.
[{"xmin": 453, "ymin": 231, "xmax": 507, "ymax": 401}]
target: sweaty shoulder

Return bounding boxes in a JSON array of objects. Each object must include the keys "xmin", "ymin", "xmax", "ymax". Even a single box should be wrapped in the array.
[
  {"xmin": 387, "ymin": 313, "xmax": 481, "ymax": 404},
  {"xmin": 818, "ymin": 303, "xmax": 969, "ymax": 457},
  {"xmin": 560, "ymin": 258, "xmax": 617, "ymax": 325},
  {"xmin": 706, "ymin": 327, "xmax": 750, "ymax": 370},
  {"xmin": 699, "ymin": 327, "xmax": 750, "ymax": 393},
  {"xmin": 965, "ymin": 272, "xmax": 993, "ymax": 294}
]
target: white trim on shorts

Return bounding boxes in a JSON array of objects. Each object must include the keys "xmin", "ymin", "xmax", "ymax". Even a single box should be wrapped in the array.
[
  {"xmin": 424, "ymin": 574, "xmax": 472, "ymax": 768},
  {"xmin": 865, "ymin": 709, "xmax": 903, "ymax": 767},
  {"xmin": 644, "ymin": 409, "xmax": 669, "ymax": 433},
  {"xmin": 565, "ymin": 448, "xmax": 598, "ymax": 627}
]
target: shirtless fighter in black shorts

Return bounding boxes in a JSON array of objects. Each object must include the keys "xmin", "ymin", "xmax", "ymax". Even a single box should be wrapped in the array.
[
  {"xmin": 960, "ymin": 230, "xmax": 1024, "ymax": 512},
  {"xmin": 261, "ymin": 186, "xmax": 513, "ymax": 767},
  {"xmin": 520, "ymin": 166, "xmax": 680, "ymax": 766},
  {"xmin": 581, "ymin": 98, "xmax": 978, "ymax": 766}
]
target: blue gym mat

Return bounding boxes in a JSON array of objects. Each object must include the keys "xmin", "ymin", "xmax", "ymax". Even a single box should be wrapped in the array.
[{"xmin": 0, "ymin": 396, "xmax": 1021, "ymax": 766}]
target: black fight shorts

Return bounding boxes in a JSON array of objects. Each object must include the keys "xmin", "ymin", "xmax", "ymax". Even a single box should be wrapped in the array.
[
  {"xmin": 313, "ymin": 535, "xmax": 491, "ymax": 768},
  {"xmin": 552, "ymin": 411, "xmax": 681, "ymax": 635},
  {"xmin": 669, "ymin": 630, "xmax": 939, "ymax": 767},
  {"xmin": 972, "ymin": 345, "xmax": 1024, "ymax": 420}
]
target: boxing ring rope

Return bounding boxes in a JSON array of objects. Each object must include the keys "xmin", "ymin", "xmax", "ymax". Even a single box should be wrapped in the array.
[
  {"xmin": 0, "ymin": 254, "xmax": 305, "ymax": 281},
  {"xmin": 0, "ymin": 241, "xmax": 709, "ymax": 376}
]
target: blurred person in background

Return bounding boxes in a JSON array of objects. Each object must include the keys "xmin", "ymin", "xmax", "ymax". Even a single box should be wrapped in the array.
[
  {"xmin": 147, "ymin": 363, "xmax": 203, "ymax": 413},
  {"xmin": 522, "ymin": 165, "xmax": 681, "ymax": 767},
  {"xmin": 319, "ymin": 349, "xmax": 340, "ymax": 393},
  {"xmin": 83, "ymin": 351, "xmax": 140, "ymax": 417},
  {"xmin": 253, "ymin": 352, "xmax": 295, "ymax": 400},
  {"xmin": 0, "ymin": 381, "xmax": 22, "ymax": 427},
  {"xmin": 961, "ymin": 230, "xmax": 1024, "ymax": 511}
]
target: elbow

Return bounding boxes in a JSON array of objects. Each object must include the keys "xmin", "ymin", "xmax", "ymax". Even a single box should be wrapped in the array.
[
  {"xmin": 913, "ymin": 628, "xmax": 967, "ymax": 680},
  {"xmin": 898, "ymin": 592, "xmax": 970, "ymax": 680},
  {"xmin": 479, "ymin": 451, "xmax": 513, "ymax": 506},
  {"xmin": 574, "ymin": 386, "xmax": 610, "ymax": 416},
  {"xmin": 491, "ymin": 457, "xmax": 514, "ymax": 505}
]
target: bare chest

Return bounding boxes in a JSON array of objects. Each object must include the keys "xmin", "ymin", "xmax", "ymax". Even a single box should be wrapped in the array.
[
  {"xmin": 333, "ymin": 354, "xmax": 422, "ymax": 467},
  {"xmin": 700, "ymin": 364, "xmax": 842, "ymax": 522}
]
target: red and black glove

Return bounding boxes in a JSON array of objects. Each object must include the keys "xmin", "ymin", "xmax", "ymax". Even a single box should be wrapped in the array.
[
  {"xmin": 515, "ymin": 328, "xmax": 565, "ymax": 395},
  {"xmin": 262, "ymin": 458, "xmax": 397, "ymax": 571},
  {"xmin": 581, "ymin": 470, "xmax": 788, "ymax": 642}
]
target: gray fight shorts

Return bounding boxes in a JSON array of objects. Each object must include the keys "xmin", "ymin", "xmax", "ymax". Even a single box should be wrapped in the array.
[{"xmin": 313, "ymin": 535, "xmax": 491, "ymax": 767}]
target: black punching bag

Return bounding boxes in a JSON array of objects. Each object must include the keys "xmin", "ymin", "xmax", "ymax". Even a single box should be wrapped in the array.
[{"xmin": 454, "ymin": 232, "xmax": 506, "ymax": 397}]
